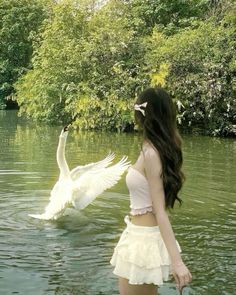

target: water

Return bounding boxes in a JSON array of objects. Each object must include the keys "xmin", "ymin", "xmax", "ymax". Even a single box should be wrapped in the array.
[{"xmin": 0, "ymin": 111, "xmax": 235, "ymax": 295}]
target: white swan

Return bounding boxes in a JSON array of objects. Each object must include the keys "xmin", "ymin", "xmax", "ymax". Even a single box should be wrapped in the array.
[{"xmin": 29, "ymin": 127, "xmax": 130, "ymax": 220}]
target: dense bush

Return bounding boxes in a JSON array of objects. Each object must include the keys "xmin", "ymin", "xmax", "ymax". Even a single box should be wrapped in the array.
[
  {"xmin": 0, "ymin": 0, "xmax": 52, "ymax": 108},
  {"xmin": 4, "ymin": 0, "xmax": 236, "ymax": 136},
  {"xmin": 146, "ymin": 14, "xmax": 236, "ymax": 136},
  {"xmin": 16, "ymin": 0, "xmax": 146, "ymax": 130}
]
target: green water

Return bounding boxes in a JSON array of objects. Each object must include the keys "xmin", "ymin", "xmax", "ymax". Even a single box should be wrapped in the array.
[{"xmin": 0, "ymin": 111, "xmax": 235, "ymax": 295}]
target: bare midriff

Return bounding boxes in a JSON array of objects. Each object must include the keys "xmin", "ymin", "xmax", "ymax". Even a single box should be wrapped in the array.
[{"xmin": 130, "ymin": 212, "xmax": 158, "ymax": 227}]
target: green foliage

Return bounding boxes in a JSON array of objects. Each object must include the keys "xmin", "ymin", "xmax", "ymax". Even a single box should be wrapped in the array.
[
  {"xmin": 16, "ymin": 0, "xmax": 90, "ymax": 123},
  {"xmin": 16, "ymin": 0, "xmax": 146, "ymax": 129},
  {"xmin": 146, "ymin": 13, "xmax": 236, "ymax": 136},
  {"xmin": 0, "ymin": 0, "xmax": 51, "ymax": 107},
  {"xmin": 126, "ymin": 0, "xmax": 211, "ymax": 35},
  {"xmin": 69, "ymin": 0, "xmax": 147, "ymax": 130},
  {"xmin": 13, "ymin": 0, "xmax": 236, "ymax": 136}
]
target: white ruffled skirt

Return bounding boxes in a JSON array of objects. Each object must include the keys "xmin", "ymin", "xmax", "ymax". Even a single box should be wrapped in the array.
[{"xmin": 110, "ymin": 215, "xmax": 181, "ymax": 286}]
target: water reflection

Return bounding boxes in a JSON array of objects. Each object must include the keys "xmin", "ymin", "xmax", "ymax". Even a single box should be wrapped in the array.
[{"xmin": 0, "ymin": 111, "xmax": 235, "ymax": 295}]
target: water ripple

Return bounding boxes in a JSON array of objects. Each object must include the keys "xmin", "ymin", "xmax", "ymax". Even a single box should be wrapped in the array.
[{"xmin": 0, "ymin": 112, "xmax": 235, "ymax": 294}]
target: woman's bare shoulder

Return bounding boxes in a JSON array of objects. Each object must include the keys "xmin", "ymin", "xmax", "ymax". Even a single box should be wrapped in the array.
[
  {"xmin": 142, "ymin": 141, "xmax": 162, "ymax": 167},
  {"xmin": 143, "ymin": 141, "xmax": 160, "ymax": 157}
]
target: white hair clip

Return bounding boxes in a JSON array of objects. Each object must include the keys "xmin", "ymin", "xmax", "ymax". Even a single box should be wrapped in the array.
[{"xmin": 134, "ymin": 102, "xmax": 148, "ymax": 116}]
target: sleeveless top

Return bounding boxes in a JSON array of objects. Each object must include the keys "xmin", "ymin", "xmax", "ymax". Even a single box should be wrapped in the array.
[{"xmin": 126, "ymin": 166, "xmax": 153, "ymax": 216}]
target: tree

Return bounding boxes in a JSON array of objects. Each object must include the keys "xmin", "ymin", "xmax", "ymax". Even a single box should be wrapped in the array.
[
  {"xmin": 0, "ymin": 0, "xmax": 52, "ymax": 108},
  {"xmin": 125, "ymin": 0, "xmax": 211, "ymax": 36},
  {"xmin": 145, "ymin": 9, "xmax": 236, "ymax": 136},
  {"xmin": 16, "ymin": 0, "xmax": 92, "ymax": 123},
  {"xmin": 16, "ymin": 0, "xmax": 144, "ymax": 130},
  {"xmin": 15, "ymin": 0, "xmax": 236, "ymax": 136}
]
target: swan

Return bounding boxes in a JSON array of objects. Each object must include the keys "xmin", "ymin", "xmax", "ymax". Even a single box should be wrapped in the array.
[{"xmin": 29, "ymin": 126, "xmax": 130, "ymax": 220}]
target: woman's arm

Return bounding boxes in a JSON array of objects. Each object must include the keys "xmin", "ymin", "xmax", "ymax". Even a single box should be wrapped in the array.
[{"xmin": 144, "ymin": 146, "xmax": 192, "ymax": 291}]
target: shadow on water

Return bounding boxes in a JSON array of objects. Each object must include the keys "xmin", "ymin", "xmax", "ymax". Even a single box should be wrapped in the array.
[{"xmin": 0, "ymin": 111, "xmax": 235, "ymax": 295}]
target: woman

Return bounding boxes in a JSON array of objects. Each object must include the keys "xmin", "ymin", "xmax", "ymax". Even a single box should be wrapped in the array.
[{"xmin": 110, "ymin": 87, "xmax": 192, "ymax": 295}]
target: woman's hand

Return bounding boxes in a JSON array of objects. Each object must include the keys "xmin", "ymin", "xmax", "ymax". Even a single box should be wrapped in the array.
[{"xmin": 172, "ymin": 261, "xmax": 192, "ymax": 292}]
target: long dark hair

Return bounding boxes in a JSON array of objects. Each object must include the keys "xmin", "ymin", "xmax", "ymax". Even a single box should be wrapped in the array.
[{"xmin": 135, "ymin": 87, "xmax": 184, "ymax": 209}]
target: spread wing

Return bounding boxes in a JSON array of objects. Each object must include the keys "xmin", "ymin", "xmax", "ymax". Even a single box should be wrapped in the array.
[
  {"xmin": 72, "ymin": 156, "xmax": 130, "ymax": 210},
  {"xmin": 70, "ymin": 152, "xmax": 115, "ymax": 180}
]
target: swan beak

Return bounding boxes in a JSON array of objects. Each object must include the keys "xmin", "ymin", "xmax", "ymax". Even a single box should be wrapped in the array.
[{"xmin": 63, "ymin": 123, "xmax": 72, "ymax": 132}]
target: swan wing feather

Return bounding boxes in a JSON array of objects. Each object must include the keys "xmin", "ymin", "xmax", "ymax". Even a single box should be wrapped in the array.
[
  {"xmin": 70, "ymin": 152, "xmax": 115, "ymax": 180},
  {"xmin": 73, "ymin": 156, "xmax": 130, "ymax": 209}
]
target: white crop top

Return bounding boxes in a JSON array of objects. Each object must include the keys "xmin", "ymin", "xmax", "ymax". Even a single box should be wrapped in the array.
[{"xmin": 126, "ymin": 166, "xmax": 153, "ymax": 216}]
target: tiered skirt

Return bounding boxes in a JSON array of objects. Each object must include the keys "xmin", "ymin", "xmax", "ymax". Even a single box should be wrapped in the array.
[{"xmin": 110, "ymin": 215, "xmax": 181, "ymax": 286}]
